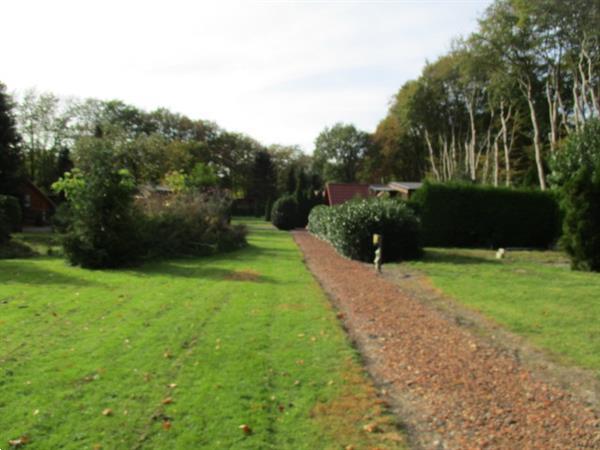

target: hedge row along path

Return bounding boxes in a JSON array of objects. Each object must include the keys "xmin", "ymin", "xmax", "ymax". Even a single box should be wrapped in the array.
[{"xmin": 293, "ymin": 230, "xmax": 600, "ymax": 449}]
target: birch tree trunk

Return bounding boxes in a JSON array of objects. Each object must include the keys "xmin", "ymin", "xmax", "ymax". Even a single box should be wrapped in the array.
[
  {"xmin": 521, "ymin": 78, "xmax": 547, "ymax": 190},
  {"xmin": 424, "ymin": 129, "xmax": 441, "ymax": 181}
]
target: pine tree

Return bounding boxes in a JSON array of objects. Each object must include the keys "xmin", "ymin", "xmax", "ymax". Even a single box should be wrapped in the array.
[{"xmin": 0, "ymin": 82, "xmax": 24, "ymax": 195}]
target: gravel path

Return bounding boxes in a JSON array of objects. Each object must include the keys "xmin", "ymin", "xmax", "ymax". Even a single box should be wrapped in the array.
[{"xmin": 293, "ymin": 230, "xmax": 600, "ymax": 449}]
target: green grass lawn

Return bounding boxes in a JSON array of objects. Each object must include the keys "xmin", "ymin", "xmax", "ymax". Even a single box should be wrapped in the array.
[
  {"xmin": 403, "ymin": 248, "xmax": 600, "ymax": 373},
  {"xmin": 0, "ymin": 220, "xmax": 404, "ymax": 450}
]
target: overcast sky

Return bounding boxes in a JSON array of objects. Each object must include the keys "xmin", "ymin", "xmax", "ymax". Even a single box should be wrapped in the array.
[{"xmin": 3, "ymin": 0, "xmax": 492, "ymax": 152}]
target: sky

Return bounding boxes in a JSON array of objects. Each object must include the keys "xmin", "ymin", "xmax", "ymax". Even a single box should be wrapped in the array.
[{"xmin": 2, "ymin": 0, "xmax": 492, "ymax": 152}]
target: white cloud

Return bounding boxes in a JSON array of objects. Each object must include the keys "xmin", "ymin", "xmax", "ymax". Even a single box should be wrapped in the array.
[{"xmin": 2, "ymin": 0, "xmax": 492, "ymax": 151}]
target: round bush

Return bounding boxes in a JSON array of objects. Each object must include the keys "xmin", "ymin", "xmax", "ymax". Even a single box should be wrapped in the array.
[{"xmin": 271, "ymin": 195, "xmax": 298, "ymax": 230}]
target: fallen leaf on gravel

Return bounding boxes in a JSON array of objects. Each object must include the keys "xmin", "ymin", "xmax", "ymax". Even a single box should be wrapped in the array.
[
  {"xmin": 239, "ymin": 424, "xmax": 252, "ymax": 434},
  {"xmin": 102, "ymin": 408, "xmax": 113, "ymax": 416},
  {"xmin": 162, "ymin": 397, "xmax": 173, "ymax": 405},
  {"xmin": 8, "ymin": 436, "xmax": 29, "ymax": 447}
]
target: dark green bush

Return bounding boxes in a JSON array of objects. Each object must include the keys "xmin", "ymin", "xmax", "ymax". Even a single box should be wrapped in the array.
[
  {"xmin": 411, "ymin": 182, "xmax": 561, "ymax": 248},
  {"xmin": 551, "ymin": 119, "xmax": 600, "ymax": 271},
  {"xmin": 271, "ymin": 195, "xmax": 298, "ymax": 230},
  {"xmin": 0, "ymin": 210, "xmax": 9, "ymax": 245},
  {"xmin": 308, "ymin": 198, "xmax": 422, "ymax": 262},
  {"xmin": 0, "ymin": 195, "xmax": 22, "ymax": 232},
  {"xmin": 264, "ymin": 197, "xmax": 273, "ymax": 222}
]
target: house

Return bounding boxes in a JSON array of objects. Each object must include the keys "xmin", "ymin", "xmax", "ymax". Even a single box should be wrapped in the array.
[
  {"xmin": 19, "ymin": 180, "xmax": 56, "ymax": 225},
  {"xmin": 325, "ymin": 183, "xmax": 372, "ymax": 206},
  {"xmin": 370, "ymin": 181, "xmax": 422, "ymax": 199}
]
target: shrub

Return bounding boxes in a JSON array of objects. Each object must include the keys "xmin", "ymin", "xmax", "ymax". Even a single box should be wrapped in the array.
[
  {"xmin": 0, "ymin": 195, "xmax": 22, "ymax": 232},
  {"xmin": 551, "ymin": 119, "xmax": 600, "ymax": 271},
  {"xmin": 411, "ymin": 182, "xmax": 561, "ymax": 248},
  {"xmin": 139, "ymin": 190, "xmax": 246, "ymax": 258},
  {"xmin": 271, "ymin": 195, "xmax": 298, "ymax": 230},
  {"xmin": 53, "ymin": 142, "xmax": 144, "ymax": 268},
  {"xmin": 308, "ymin": 198, "xmax": 422, "ymax": 262}
]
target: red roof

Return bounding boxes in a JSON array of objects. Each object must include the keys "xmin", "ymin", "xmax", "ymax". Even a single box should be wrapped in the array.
[{"xmin": 325, "ymin": 183, "xmax": 371, "ymax": 206}]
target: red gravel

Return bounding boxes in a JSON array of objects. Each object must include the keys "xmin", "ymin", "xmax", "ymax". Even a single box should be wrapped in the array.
[{"xmin": 293, "ymin": 230, "xmax": 600, "ymax": 449}]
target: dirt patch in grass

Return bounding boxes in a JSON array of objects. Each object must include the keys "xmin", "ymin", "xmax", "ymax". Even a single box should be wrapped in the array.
[
  {"xmin": 224, "ymin": 269, "xmax": 261, "ymax": 282},
  {"xmin": 312, "ymin": 359, "xmax": 407, "ymax": 450}
]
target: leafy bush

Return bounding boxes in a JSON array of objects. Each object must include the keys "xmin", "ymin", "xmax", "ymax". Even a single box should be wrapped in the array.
[
  {"xmin": 551, "ymin": 119, "xmax": 600, "ymax": 271},
  {"xmin": 308, "ymin": 198, "xmax": 422, "ymax": 262},
  {"xmin": 52, "ymin": 141, "xmax": 145, "ymax": 268},
  {"xmin": 139, "ymin": 190, "xmax": 246, "ymax": 258},
  {"xmin": 411, "ymin": 182, "xmax": 561, "ymax": 248},
  {"xmin": 0, "ymin": 195, "xmax": 22, "ymax": 232},
  {"xmin": 271, "ymin": 195, "xmax": 298, "ymax": 230}
]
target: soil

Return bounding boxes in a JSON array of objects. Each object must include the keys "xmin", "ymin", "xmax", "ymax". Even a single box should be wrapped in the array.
[{"xmin": 293, "ymin": 230, "xmax": 600, "ymax": 450}]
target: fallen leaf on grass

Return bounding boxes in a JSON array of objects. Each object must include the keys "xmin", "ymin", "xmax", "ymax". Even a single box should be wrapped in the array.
[
  {"xmin": 163, "ymin": 350, "xmax": 173, "ymax": 359},
  {"xmin": 8, "ymin": 436, "xmax": 29, "ymax": 447},
  {"xmin": 102, "ymin": 408, "xmax": 113, "ymax": 416},
  {"xmin": 162, "ymin": 420, "xmax": 171, "ymax": 430},
  {"xmin": 239, "ymin": 424, "xmax": 252, "ymax": 435},
  {"xmin": 168, "ymin": 383, "xmax": 177, "ymax": 389},
  {"xmin": 32, "ymin": 409, "xmax": 39, "ymax": 416},
  {"xmin": 161, "ymin": 397, "xmax": 173, "ymax": 405},
  {"xmin": 363, "ymin": 423, "xmax": 380, "ymax": 433}
]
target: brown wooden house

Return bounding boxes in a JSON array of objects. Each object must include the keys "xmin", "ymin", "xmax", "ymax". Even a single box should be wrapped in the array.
[{"xmin": 19, "ymin": 180, "xmax": 56, "ymax": 226}]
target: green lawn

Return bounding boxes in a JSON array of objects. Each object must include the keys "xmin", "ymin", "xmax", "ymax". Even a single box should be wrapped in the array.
[
  {"xmin": 0, "ymin": 220, "xmax": 404, "ymax": 449},
  {"xmin": 404, "ymin": 248, "xmax": 600, "ymax": 373}
]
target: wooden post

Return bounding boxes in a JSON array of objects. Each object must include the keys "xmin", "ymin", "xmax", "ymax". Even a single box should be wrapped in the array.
[{"xmin": 373, "ymin": 234, "xmax": 382, "ymax": 273}]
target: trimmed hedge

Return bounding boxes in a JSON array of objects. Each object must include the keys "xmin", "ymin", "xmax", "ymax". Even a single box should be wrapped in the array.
[
  {"xmin": 0, "ymin": 195, "xmax": 22, "ymax": 232},
  {"xmin": 411, "ymin": 182, "xmax": 561, "ymax": 248},
  {"xmin": 308, "ymin": 198, "xmax": 422, "ymax": 262}
]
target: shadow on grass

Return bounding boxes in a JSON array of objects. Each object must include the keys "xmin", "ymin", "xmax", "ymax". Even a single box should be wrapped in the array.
[
  {"xmin": 133, "ymin": 259, "xmax": 277, "ymax": 284},
  {"xmin": 0, "ymin": 260, "xmax": 103, "ymax": 287},
  {"xmin": 421, "ymin": 249, "xmax": 499, "ymax": 265}
]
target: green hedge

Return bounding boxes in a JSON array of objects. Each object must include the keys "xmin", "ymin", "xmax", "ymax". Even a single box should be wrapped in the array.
[
  {"xmin": 411, "ymin": 182, "xmax": 561, "ymax": 248},
  {"xmin": 0, "ymin": 195, "xmax": 22, "ymax": 232},
  {"xmin": 308, "ymin": 198, "xmax": 422, "ymax": 262}
]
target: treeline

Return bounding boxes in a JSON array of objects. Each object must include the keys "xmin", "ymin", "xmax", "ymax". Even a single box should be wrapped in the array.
[
  {"xmin": 365, "ymin": 0, "xmax": 600, "ymax": 189},
  {"xmin": 3, "ymin": 86, "xmax": 315, "ymax": 213}
]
